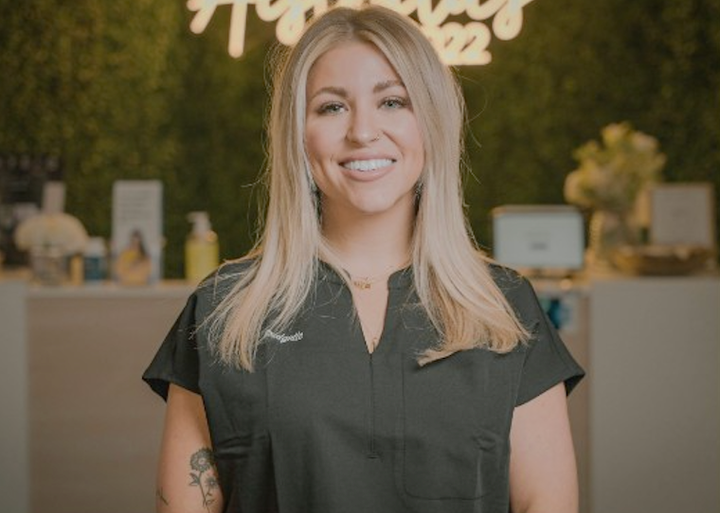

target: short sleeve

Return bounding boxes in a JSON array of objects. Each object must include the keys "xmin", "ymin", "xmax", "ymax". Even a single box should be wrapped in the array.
[
  {"xmin": 142, "ymin": 293, "xmax": 201, "ymax": 401},
  {"xmin": 512, "ymin": 277, "xmax": 585, "ymax": 406}
]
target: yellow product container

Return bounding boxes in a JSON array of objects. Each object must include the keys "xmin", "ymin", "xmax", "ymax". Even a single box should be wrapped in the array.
[{"xmin": 185, "ymin": 211, "xmax": 219, "ymax": 284}]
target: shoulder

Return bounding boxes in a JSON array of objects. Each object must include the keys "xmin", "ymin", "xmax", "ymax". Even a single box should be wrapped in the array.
[
  {"xmin": 211, "ymin": 258, "xmax": 256, "ymax": 282},
  {"xmin": 486, "ymin": 262, "xmax": 529, "ymax": 297},
  {"xmin": 192, "ymin": 258, "xmax": 257, "ymax": 319},
  {"xmin": 486, "ymin": 262, "xmax": 543, "ymax": 328}
]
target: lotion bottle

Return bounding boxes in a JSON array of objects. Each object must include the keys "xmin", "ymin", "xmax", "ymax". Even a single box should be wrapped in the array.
[{"xmin": 185, "ymin": 211, "xmax": 219, "ymax": 284}]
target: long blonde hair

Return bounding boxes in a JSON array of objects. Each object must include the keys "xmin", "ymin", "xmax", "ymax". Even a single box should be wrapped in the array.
[{"xmin": 208, "ymin": 5, "xmax": 528, "ymax": 371}]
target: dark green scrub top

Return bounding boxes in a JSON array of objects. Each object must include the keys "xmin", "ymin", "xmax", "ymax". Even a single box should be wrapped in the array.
[{"xmin": 143, "ymin": 261, "xmax": 584, "ymax": 513}]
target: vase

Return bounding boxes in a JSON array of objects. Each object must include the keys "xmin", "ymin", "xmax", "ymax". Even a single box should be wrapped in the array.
[
  {"xmin": 30, "ymin": 245, "xmax": 69, "ymax": 285},
  {"xmin": 586, "ymin": 209, "xmax": 636, "ymax": 270}
]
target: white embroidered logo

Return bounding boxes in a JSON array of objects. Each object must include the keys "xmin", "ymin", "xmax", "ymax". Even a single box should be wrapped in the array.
[{"xmin": 265, "ymin": 329, "xmax": 304, "ymax": 344}]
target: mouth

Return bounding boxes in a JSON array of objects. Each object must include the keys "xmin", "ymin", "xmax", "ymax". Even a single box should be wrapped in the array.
[{"xmin": 341, "ymin": 158, "xmax": 396, "ymax": 172}]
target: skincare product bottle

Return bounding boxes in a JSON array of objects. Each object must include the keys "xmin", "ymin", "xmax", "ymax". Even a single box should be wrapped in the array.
[
  {"xmin": 83, "ymin": 237, "xmax": 107, "ymax": 283},
  {"xmin": 185, "ymin": 211, "xmax": 219, "ymax": 284}
]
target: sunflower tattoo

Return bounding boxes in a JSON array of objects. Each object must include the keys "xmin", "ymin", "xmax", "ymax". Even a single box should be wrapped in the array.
[{"xmin": 189, "ymin": 447, "xmax": 219, "ymax": 511}]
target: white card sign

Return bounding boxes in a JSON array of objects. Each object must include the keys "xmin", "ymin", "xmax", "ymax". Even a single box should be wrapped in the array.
[
  {"xmin": 650, "ymin": 183, "xmax": 716, "ymax": 248},
  {"xmin": 492, "ymin": 205, "xmax": 585, "ymax": 275},
  {"xmin": 111, "ymin": 180, "xmax": 163, "ymax": 285}
]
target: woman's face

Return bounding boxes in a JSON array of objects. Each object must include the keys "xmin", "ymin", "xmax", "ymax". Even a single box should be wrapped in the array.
[{"xmin": 304, "ymin": 40, "xmax": 424, "ymax": 223}]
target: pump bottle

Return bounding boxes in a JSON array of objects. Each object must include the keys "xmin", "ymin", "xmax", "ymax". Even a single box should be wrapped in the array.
[{"xmin": 185, "ymin": 211, "xmax": 219, "ymax": 284}]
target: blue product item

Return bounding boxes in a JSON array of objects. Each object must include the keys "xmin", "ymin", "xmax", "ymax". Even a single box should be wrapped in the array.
[{"xmin": 83, "ymin": 237, "xmax": 107, "ymax": 282}]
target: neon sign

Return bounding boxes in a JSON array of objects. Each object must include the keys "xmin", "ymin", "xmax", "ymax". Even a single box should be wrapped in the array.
[{"xmin": 187, "ymin": 0, "xmax": 536, "ymax": 65}]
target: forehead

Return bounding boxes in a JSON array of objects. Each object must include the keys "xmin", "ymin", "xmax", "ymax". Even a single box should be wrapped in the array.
[{"xmin": 306, "ymin": 40, "xmax": 403, "ymax": 92}]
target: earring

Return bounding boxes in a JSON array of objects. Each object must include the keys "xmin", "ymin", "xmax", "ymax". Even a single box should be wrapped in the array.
[
  {"xmin": 305, "ymin": 165, "xmax": 322, "ymax": 217},
  {"xmin": 313, "ymin": 184, "xmax": 323, "ymax": 219},
  {"xmin": 305, "ymin": 163, "xmax": 318, "ymax": 194}
]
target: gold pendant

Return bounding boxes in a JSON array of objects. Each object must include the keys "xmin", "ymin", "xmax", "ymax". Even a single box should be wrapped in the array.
[{"xmin": 352, "ymin": 279, "xmax": 372, "ymax": 290}]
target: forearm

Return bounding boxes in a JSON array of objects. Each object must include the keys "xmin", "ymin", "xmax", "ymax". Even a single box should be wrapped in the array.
[
  {"xmin": 156, "ymin": 384, "xmax": 224, "ymax": 513},
  {"xmin": 156, "ymin": 445, "xmax": 222, "ymax": 513}
]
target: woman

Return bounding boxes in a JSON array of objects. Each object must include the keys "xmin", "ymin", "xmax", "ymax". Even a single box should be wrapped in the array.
[{"xmin": 144, "ymin": 6, "xmax": 584, "ymax": 513}]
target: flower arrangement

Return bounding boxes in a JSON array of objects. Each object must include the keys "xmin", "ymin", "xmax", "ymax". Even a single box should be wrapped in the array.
[
  {"xmin": 14, "ymin": 213, "xmax": 89, "ymax": 255},
  {"xmin": 564, "ymin": 122, "xmax": 666, "ymax": 212}
]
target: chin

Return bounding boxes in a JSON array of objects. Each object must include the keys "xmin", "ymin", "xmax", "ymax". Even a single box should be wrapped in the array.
[{"xmin": 348, "ymin": 193, "xmax": 415, "ymax": 218}]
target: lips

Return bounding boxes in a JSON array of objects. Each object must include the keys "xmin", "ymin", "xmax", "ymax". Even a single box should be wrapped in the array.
[{"xmin": 341, "ymin": 158, "xmax": 396, "ymax": 172}]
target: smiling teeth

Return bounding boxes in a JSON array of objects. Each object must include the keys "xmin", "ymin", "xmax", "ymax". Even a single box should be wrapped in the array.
[{"xmin": 343, "ymin": 159, "xmax": 394, "ymax": 172}]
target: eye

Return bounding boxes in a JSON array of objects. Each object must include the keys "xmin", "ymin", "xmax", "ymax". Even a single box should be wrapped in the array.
[
  {"xmin": 381, "ymin": 96, "xmax": 410, "ymax": 109},
  {"xmin": 316, "ymin": 102, "xmax": 346, "ymax": 115}
]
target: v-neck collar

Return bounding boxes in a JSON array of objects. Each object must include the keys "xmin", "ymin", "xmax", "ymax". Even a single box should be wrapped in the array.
[{"xmin": 317, "ymin": 259, "xmax": 413, "ymax": 291}]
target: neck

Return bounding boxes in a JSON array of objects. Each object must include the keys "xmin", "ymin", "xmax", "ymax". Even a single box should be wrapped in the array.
[{"xmin": 321, "ymin": 209, "xmax": 414, "ymax": 278}]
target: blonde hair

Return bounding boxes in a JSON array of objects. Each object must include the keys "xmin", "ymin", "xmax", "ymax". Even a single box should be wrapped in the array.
[{"xmin": 208, "ymin": 5, "xmax": 528, "ymax": 371}]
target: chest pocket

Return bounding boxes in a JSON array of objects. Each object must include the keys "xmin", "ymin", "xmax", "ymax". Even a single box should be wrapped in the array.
[{"xmin": 401, "ymin": 349, "xmax": 516, "ymax": 500}]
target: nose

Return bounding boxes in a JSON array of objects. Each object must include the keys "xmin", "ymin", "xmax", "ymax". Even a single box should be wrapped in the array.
[{"xmin": 346, "ymin": 107, "xmax": 381, "ymax": 145}]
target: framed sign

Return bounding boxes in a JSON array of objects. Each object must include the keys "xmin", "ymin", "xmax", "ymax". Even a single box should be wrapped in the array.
[
  {"xmin": 650, "ymin": 183, "xmax": 716, "ymax": 248},
  {"xmin": 492, "ymin": 205, "xmax": 585, "ymax": 275},
  {"xmin": 111, "ymin": 180, "xmax": 163, "ymax": 285}
]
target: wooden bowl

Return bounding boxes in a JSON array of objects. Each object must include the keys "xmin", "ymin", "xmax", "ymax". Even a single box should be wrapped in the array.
[{"xmin": 610, "ymin": 245, "xmax": 715, "ymax": 276}]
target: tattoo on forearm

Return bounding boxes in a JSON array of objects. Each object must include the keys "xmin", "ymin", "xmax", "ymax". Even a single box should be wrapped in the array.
[
  {"xmin": 156, "ymin": 486, "xmax": 170, "ymax": 506},
  {"xmin": 189, "ymin": 447, "xmax": 219, "ymax": 511}
]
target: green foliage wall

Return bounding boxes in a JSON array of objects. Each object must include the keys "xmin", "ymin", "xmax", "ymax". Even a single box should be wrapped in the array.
[
  {"xmin": 1, "ymin": 0, "xmax": 718, "ymax": 276},
  {"xmin": 461, "ymin": 0, "xmax": 720, "ymax": 248}
]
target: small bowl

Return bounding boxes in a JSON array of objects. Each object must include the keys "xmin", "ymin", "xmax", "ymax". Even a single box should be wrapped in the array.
[{"xmin": 610, "ymin": 245, "xmax": 715, "ymax": 276}]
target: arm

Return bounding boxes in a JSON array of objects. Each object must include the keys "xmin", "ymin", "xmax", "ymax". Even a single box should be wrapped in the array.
[
  {"xmin": 509, "ymin": 382, "xmax": 579, "ymax": 513},
  {"xmin": 155, "ymin": 383, "xmax": 224, "ymax": 513}
]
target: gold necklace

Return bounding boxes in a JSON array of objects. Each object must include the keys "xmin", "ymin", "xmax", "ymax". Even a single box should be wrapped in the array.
[
  {"xmin": 349, "ymin": 262, "xmax": 407, "ymax": 290},
  {"xmin": 351, "ymin": 275, "xmax": 385, "ymax": 290}
]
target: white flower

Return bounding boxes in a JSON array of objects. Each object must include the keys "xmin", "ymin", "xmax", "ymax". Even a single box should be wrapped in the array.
[
  {"xmin": 601, "ymin": 123, "xmax": 628, "ymax": 147},
  {"xmin": 14, "ymin": 213, "xmax": 89, "ymax": 254},
  {"xmin": 630, "ymin": 132, "xmax": 658, "ymax": 153},
  {"xmin": 564, "ymin": 122, "xmax": 665, "ymax": 211}
]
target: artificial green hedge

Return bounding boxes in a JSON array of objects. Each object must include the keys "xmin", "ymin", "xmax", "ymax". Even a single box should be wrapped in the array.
[{"xmin": 1, "ymin": 0, "xmax": 718, "ymax": 277}]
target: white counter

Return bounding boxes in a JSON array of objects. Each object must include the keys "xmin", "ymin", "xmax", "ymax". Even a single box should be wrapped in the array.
[
  {"xmin": 588, "ymin": 275, "xmax": 720, "ymax": 513},
  {"xmin": 1, "ymin": 272, "xmax": 718, "ymax": 513},
  {"xmin": 0, "ymin": 277, "xmax": 193, "ymax": 513},
  {"xmin": 0, "ymin": 278, "xmax": 29, "ymax": 513}
]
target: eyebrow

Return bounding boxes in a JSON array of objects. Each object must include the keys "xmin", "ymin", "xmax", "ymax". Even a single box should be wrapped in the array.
[
  {"xmin": 373, "ymin": 79, "xmax": 404, "ymax": 93},
  {"xmin": 308, "ymin": 79, "xmax": 406, "ymax": 102}
]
